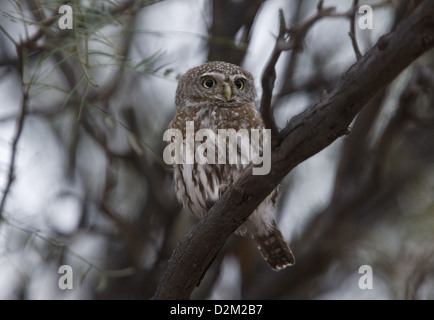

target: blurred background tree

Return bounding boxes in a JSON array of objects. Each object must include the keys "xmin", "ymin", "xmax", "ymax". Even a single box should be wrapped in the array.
[{"xmin": 0, "ymin": 0, "xmax": 433, "ymax": 299}]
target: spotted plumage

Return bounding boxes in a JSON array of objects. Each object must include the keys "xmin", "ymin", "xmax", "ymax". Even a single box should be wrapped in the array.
[{"xmin": 168, "ymin": 61, "xmax": 295, "ymax": 270}]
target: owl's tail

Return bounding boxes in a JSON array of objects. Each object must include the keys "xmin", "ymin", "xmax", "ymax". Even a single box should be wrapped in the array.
[{"xmin": 253, "ymin": 220, "xmax": 295, "ymax": 271}]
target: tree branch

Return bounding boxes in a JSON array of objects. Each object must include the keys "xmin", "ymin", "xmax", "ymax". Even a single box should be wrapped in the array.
[
  {"xmin": 207, "ymin": 0, "xmax": 265, "ymax": 65},
  {"xmin": 0, "ymin": 32, "xmax": 33, "ymax": 218},
  {"xmin": 260, "ymin": 5, "xmax": 336, "ymax": 146},
  {"xmin": 0, "ymin": 88, "xmax": 28, "ymax": 219},
  {"xmin": 153, "ymin": 0, "xmax": 434, "ymax": 300},
  {"xmin": 349, "ymin": 0, "xmax": 362, "ymax": 60}
]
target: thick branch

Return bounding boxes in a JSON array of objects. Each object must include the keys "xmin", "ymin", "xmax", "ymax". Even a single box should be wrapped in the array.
[
  {"xmin": 207, "ymin": 0, "xmax": 265, "ymax": 65},
  {"xmin": 153, "ymin": 0, "xmax": 434, "ymax": 300}
]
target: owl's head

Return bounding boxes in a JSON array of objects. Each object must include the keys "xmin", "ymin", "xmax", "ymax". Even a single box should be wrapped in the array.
[{"xmin": 175, "ymin": 61, "xmax": 256, "ymax": 109}]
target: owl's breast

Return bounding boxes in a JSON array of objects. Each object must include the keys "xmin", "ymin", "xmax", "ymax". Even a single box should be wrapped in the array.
[
  {"xmin": 194, "ymin": 105, "xmax": 265, "ymax": 132},
  {"xmin": 169, "ymin": 104, "xmax": 268, "ymax": 218},
  {"xmin": 170, "ymin": 105, "xmax": 264, "ymax": 134}
]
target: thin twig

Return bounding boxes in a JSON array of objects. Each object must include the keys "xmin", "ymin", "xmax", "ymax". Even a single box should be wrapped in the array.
[
  {"xmin": 259, "ymin": 9, "xmax": 286, "ymax": 145},
  {"xmin": 330, "ymin": 0, "xmax": 392, "ymax": 19},
  {"xmin": 0, "ymin": 87, "xmax": 28, "ymax": 219},
  {"xmin": 274, "ymin": 0, "xmax": 303, "ymax": 101},
  {"xmin": 0, "ymin": 25, "xmax": 18, "ymax": 46},
  {"xmin": 349, "ymin": 0, "xmax": 362, "ymax": 60},
  {"xmin": 260, "ymin": 6, "xmax": 336, "ymax": 146}
]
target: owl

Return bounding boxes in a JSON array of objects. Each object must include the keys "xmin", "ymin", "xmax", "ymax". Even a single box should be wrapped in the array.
[{"xmin": 169, "ymin": 61, "xmax": 295, "ymax": 271}]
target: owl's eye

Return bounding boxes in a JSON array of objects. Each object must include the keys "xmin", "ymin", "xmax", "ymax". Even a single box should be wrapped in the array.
[
  {"xmin": 202, "ymin": 78, "xmax": 216, "ymax": 88},
  {"xmin": 234, "ymin": 79, "xmax": 245, "ymax": 90}
]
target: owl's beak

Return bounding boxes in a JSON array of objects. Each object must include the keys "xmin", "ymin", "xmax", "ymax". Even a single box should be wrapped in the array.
[{"xmin": 223, "ymin": 83, "xmax": 232, "ymax": 101}]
